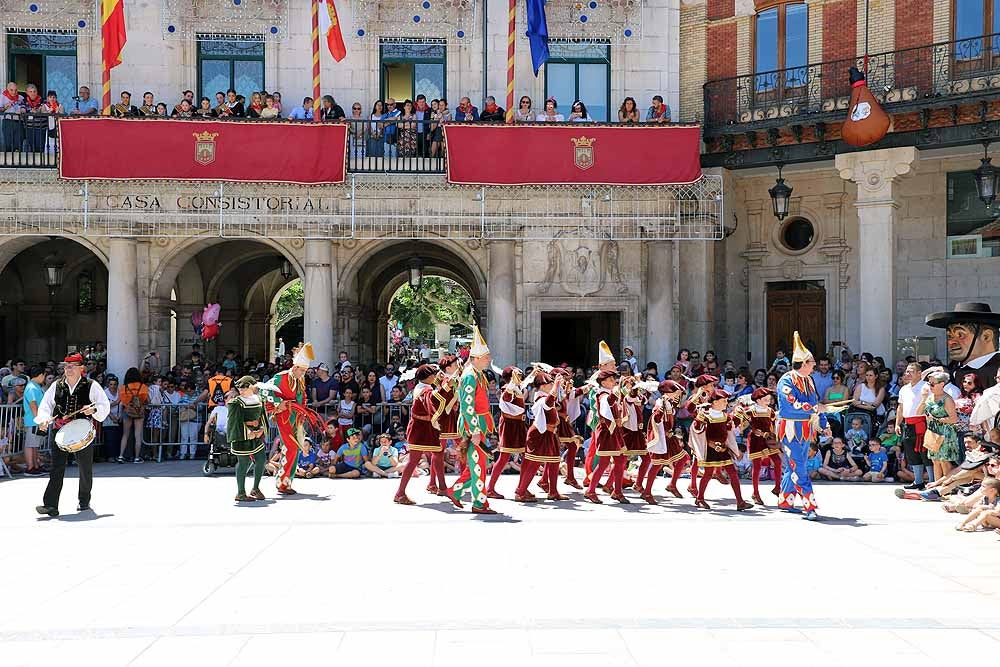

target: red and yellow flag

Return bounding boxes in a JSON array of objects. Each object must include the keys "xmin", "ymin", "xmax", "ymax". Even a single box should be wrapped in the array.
[
  {"xmin": 101, "ymin": 0, "xmax": 127, "ymax": 70},
  {"xmin": 318, "ymin": 0, "xmax": 347, "ymax": 62}
]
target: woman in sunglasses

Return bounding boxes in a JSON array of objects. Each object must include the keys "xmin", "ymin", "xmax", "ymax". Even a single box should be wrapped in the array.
[{"xmin": 514, "ymin": 96, "xmax": 534, "ymax": 122}]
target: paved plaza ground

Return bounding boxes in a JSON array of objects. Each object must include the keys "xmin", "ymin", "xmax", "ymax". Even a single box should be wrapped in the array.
[{"xmin": 2, "ymin": 462, "xmax": 999, "ymax": 666}]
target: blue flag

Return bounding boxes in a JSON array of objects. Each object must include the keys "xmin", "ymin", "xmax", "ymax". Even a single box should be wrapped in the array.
[{"xmin": 526, "ymin": 0, "xmax": 549, "ymax": 76}]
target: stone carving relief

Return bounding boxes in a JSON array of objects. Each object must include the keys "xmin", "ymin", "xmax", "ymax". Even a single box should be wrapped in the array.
[
  {"xmin": 538, "ymin": 238, "xmax": 628, "ymax": 296},
  {"xmin": 780, "ymin": 259, "xmax": 805, "ymax": 280}
]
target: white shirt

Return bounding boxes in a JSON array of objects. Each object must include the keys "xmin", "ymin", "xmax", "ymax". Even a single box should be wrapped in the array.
[
  {"xmin": 964, "ymin": 352, "xmax": 1000, "ymax": 370},
  {"xmin": 379, "ymin": 374, "xmax": 398, "ymax": 399},
  {"xmin": 103, "ymin": 386, "xmax": 121, "ymax": 425},
  {"xmin": 36, "ymin": 377, "xmax": 111, "ymax": 424},
  {"xmin": 208, "ymin": 405, "xmax": 228, "ymax": 433},
  {"xmin": 897, "ymin": 381, "xmax": 925, "ymax": 419}
]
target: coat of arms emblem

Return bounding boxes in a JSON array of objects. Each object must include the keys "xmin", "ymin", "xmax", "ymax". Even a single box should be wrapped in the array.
[
  {"xmin": 571, "ymin": 135, "xmax": 595, "ymax": 171},
  {"xmin": 193, "ymin": 131, "xmax": 220, "ymax": 166}
]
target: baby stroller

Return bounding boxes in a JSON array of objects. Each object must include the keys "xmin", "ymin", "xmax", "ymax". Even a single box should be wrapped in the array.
[{"xmin": 202, "ymin": 431, "xmax": 253, "ymax": 477}]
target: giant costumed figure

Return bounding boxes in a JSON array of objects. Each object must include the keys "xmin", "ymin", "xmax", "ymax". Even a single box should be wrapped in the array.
[
  {"xmin": 259, "ymin": 343, "xmax": 325, "ymax": 495},
  {"xmin": 924, "ymin": 302, "xmax": 1000, "ymax": 391},
  {"xmin": 448, "ymin": 326, "xmax": 498, "ymax": 515},
  {"xmin": 775, "ymin": 332, "xmax": 831, "ymax": 520}
]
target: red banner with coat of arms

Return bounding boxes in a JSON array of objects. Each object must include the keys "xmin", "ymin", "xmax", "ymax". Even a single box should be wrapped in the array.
[
  {"xmin": 442, "ymin": 124, "xmax": 702, "ymax": 186},
  {"xmin": 58, "ymin": 117, "xmax": 347, "ymax": 184}
]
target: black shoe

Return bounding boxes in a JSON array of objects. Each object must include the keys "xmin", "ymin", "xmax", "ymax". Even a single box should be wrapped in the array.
[
  {"xmin": 77, "ymin": 504, "xmax": 91, "ymax": 512},
  {"xmin": 903, "ymin": 482, "xmax": 925, "ymax": 491},
  {"xmin": 35, "ymin": 505, "xmax": 59, "ymax": 517}
]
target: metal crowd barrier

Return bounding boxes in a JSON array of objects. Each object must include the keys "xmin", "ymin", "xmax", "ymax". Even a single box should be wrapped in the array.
[{"xmin": 0, "ymin": 403, "xmax": 55, "ymax": 478}]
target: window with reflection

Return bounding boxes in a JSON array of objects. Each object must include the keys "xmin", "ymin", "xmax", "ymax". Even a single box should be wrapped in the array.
[
  {"xmin": 754, "ymin": 3, "xmax": 808, "ymax": 96},
  {"xmin": 953, "ymin": 0, "xmax": 1000, "ymax": 69},
  {"xmin": 197, "ymin": 37, "xmax": 265, "ymax": 104},
  {"xmin": 545, "ymin": 41, "xmax": 611, "ymax": 121},
  {"xmin": 380, "ymin": 40, "xmax": 447, "ymax": 103},
  {"xmin": 7, "ymin": 31, "xmax": 77, "ymax": 106}
]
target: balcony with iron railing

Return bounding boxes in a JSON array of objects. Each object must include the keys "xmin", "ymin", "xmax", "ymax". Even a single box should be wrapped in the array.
[{"xmin": 703, "ymin": 31, "xmax": 1000, "ymax": 137}]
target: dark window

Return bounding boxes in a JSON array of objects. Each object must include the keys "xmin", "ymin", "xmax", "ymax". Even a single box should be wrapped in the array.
[
  {"xmin": 754, "ymin": 3, "xmax": 808, "ymax": 94},
  {"xmin": 380, "ymin": 40, "xmax": 446, "ymax": 103},
  {"xmin": 545, "ymin": 42, "xmax": 611, "ymax": 122},
  {"xmin": 7, "ymin": 31, "xmax": 77, "ymax": 105},
  {"xmin": 197, "ymin": 37, "xmax": 265, "ymax": 104},
  {"xmin": 779, "ymin": 218, "xmax": 815, "ymax": 251},
  {"xmin": 946, "ymin": 170, "xmax": 1000, "ymax": 257}
]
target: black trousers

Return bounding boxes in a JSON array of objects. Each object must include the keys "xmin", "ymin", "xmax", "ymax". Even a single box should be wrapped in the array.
[
  {"xmin": 43, "ymin": 434, "xmax": 94, "ymax": 509},
  {"xmin": 901, "ymin": 422, "xmax": 932, "ymax": 467}
]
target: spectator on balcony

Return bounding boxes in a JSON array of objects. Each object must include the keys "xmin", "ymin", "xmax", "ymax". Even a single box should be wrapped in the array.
[
  {"xmin": 223, "ymin": 89, "xmax": 245, "ymax": 117},
  {"xmin": 398, "ymin": 99, "xmax": 418, "ymax": 157},
  {"xmin": 260, "ymin": 94, "xmax": 279, "ymax": 119},
  {"xmin": 383, "ymin": 97, "xmax": 402, "ymax": 157},
  {"xmin": 480, "ymin": 95, "xmax": 505, "ymax": 122},
  {"xmin": 455, "ymin": 96, "xmax": 479, "ymax": 122},
  {"xmin": 70, "ymin": 85, "xmax": 100, "ymax": 116},
  {"xmin": 43, "ymin": 90, "xmax": 63, "ymax": 115},
  {"xmin": 646, "ymin": 95, "xmax": 671, "ymax": 123},
  {"xmin": 272, "ymin": 91, "xmax": 283, "ymax": 113},
  {"xmin": 246, "ymin": 92, "xmax": 265, "ymax": 118},
  {"xmin": 320, "ymin": 94, "xmax": 345, "ymax": 121},
  {"xmin": 155, "ymin": 102, "xmax": 168, "ymax": 117},
  {"xmin": 288, "ymin": 96, "xmax": 314, "ymax": 121},
  {"xmin": 430, "ymin": 97, "xmax": 451, "ymax": 157},
  {"xmin": 568, "ymin": 100, "xmax": 592, "ymax": 123},
  {"xmin": 112, "ymin": 91, "xmax": 138, "ymax": 117},
  {"xmin": 537, "ymin": 97, "xmax": 564, "ymax": 122},
  {"xmin": 213, "ymin": 91, "xmax": 227, "ymax": 115},
  {"xmin": 414, "ymin": 94, "xmax": 431, "ymax": 155},
  {"xmin": 514, "ymin": 95, "xmax": 534, "ymax": 122},
  {"xmin": 618, "ymin": 96, "xmax": 640, "ymax": 123},
  {"xmin": 137, "ymin": 91, "xmax": 155, "ymax": 116},
  {"xmin": 194, "ymin": 97, "xmax": 216, "ymax": 118},
  {"xmin": 348, "ymin": 101, "xmax": 365, "ymax": 158},
  {"xmin": 174, "ymin": 89, "xmax": 194, "ymax": 114},
  {"xmin": 172, "ymin": 98, "xmax": 194, "ymax": 117},
  {"xmin": 368, "ymin": 99, "xmax": 386, "ymax": 157}
]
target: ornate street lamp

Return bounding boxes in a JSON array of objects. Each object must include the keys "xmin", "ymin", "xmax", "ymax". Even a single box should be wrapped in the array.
[
  {"xmin": 280, "ymin": 259, "xmax": 294, "ymax": 280},
  {"xmin": 974, "ymin": 142, "xmax": 999, "ymax": 208},
  {"xmin": 42, "ymin": 252, "xmax": 65, "ymax": 298},
  {"xmin": 769, "ymin": 164, "xmax": 793, "ymax": 221},
  {"xmin": 407, "ymin": 257, "xmax": 423, "ymax": 290}
]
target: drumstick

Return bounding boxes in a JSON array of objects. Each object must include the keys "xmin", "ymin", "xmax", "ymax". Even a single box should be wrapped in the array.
[{"xmin": 36, "ymin": 404, "xmax": 96, "ymax": 428}]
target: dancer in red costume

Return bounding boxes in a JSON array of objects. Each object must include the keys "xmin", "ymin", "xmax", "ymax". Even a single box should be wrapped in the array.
[
  {"xmin": 622, "ymin": 377, "xmax": 652, "ymax": 498},
  {"xmin": 638, "ymin": 380, "xmax": 687, "ymax": 504},
  {"xmin": 585, "ymin": 370, "xmax": 629, "ymax": 504},
  {"xmin": 394, "ymin": 364, "xmax": 440, "ymax": 505},
  {"xmin": 583, "ymin": 341, "xmax": 618, "ymax": 488},
  {"xmin": 689, "ymin": 388, "xmax": 753, "ymax": 511},
  {"xmin": 514, "ymin": 370, "xmax": 567, "ymax": 502},
  {"xmin": 429, "ymin": 355, "xmax": 462, "ymax": 496},
  {"xmin": 735, "ymin": 387, "xmax": 783, "ymax": 506},
  {"xmin": 486, "ymin": 366, "xmax": 526, "ymax": 499},
  {"xmin": 683, "ymin": 374, "xmax": 719, "ymax": 493}
]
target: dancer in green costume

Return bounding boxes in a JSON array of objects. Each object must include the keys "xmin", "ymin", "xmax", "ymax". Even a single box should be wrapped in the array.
[{"xmin": 229, "ymin": 375, "xmax": 269, "ymax": 502}]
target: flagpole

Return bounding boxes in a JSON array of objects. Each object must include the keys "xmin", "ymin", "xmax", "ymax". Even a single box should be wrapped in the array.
[
  {"xmin": 311, "ymin": 0, "xmax": 322, "ymax": 123},
  {"xmin": 505, "ymin": 0, "xmax": 515, "ymax": 123},
  {"xmin": 102, "ymin": 59, "xmax": 111, "ymax": 116}
]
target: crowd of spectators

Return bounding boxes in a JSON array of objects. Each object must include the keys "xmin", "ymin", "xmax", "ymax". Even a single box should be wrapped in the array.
[
  {"xmin": 3, "ymin": 337, "xmax": 997, "ymax": 533},
  {"xmin": 2, "ymin": 80, "xmax": 675, "ymax": 159}
]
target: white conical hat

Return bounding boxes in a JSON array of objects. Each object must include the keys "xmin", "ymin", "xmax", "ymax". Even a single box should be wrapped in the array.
[
  {"xmin": 293, "ymin": 342, "xmax": 315, "ymax": 368},
  {"xmin": 598, "ymin": 340, "xmax": 615, "ymax": 365},
  {"xmin": 470, "ymin": 325, "xmax": 490, "ymax": 357},
  {"xmin": 791, "ymin": 331, "xmax": 813, "ymax": 363}
]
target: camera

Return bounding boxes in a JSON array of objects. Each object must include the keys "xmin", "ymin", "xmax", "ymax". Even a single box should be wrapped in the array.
[{"xmin": 72, "ymin": 95, "xmax": 81, "ymax": 101}]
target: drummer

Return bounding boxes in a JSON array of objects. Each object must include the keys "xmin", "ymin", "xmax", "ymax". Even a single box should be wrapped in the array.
[{"xmin": 34, "ymin": 352, "xmax": 110, "ymax": 517}]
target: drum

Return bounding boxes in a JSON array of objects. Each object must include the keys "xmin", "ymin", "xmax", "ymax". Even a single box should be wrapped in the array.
[{"xmin": 55, "ymin": 419, "xmax": 96, "ymax": 453}]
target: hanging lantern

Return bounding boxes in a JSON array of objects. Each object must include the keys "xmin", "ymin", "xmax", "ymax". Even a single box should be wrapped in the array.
[
  {"xmin": 769, "ymin": 164, "xmax": 793, "ymax": 221},
  {"xmin": 974, "ymin": 142, "xmax": 1000, "ymax": 208},
  {"xmin": 407, "ymin": 257, "xmax": 423, "ymax": 290},
  {"xmin": 280, "ymin": 258, "xmax": 294, "ymax": 280},
  {"xmin": 42, "ymin": 252, "xmax": 66, "ymax": 297}
]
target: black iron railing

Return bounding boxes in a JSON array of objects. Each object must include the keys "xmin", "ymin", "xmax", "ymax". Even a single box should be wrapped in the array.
[
  {"xmin": 703, "ymin": 32, "xmax": 1000, "ymax": 134},
  {"xmin": 344, "ymin": 118, "xmax": 447, "ymax": 174},
  {"xmin": 0, "ymin": 112, "xmax": 60, "ymax": 167}
]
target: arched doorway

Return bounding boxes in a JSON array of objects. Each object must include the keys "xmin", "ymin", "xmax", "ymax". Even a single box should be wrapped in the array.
[
  {"xmin": 386, "ymin": 277, "xmax": 474, "ymax": 365},
  {"xmin": 0, "ymin": 236, "xmax": 109, "ymax": 362},
  {"xmin": 341, "ymin": 240, "xmax": 485, "ymax": 364},
  {"xmin": 270, "ymin": 278, "xmax": 304, "ymax": 361},
  {"xmin": 151, "ymin": 238, "xmax": 303, "ymax": 365}
]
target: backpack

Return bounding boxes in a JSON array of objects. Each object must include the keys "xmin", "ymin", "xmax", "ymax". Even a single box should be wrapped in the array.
[{"xmin": 123, "ymin": 384, "xmax": 143, "ymax": 418}]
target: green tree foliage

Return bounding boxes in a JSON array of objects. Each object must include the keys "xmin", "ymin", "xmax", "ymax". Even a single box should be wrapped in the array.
[
  {"xmin": 274, "ymin": 279, "xmax": 304, "ymax": 328},
  {"xmin": 389, "ymin": 277, "xmax": 473, "ymax": 339}
]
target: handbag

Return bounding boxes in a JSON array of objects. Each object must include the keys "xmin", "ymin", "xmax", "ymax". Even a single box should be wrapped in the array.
[
  {"xmin": 922, "ymin": 424, "xmax": 945, "ymax": 453},
  {"xmin": 179, "ymin": 406, "xmax": 197, "ymax": 422}
]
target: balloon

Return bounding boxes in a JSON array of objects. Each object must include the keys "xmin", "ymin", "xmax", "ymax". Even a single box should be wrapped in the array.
[
  {"xmin": 841, "ymin": 67, "xmax": 890, "ymax": 148},
  {"xmin": 203, "ymin": 303, "xmax": 221, "ymax": 325},
  {"xmin": 201, "ymin": 322, "xmax": 220, "ymax": 341}
]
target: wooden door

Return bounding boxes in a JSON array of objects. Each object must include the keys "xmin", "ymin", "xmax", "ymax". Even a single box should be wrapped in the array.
[{"xmin": 766, "ymin": 286, "xmax": 826, "ymax": 362}]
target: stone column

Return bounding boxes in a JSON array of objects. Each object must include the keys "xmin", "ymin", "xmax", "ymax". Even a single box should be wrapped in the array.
[
  {"xmin": 645, "ymin": 241, "xmax": 675, "ymax": 372},
  {"xmin": 836, "ymin": 147, "xmax": 919, "ymax": 360},
  {"xmin": 107, "ymin": 237, "xmax": 139, "ymax": 379},
  {"xmin": 678, "ymin": 240, "xmax": 714, "ymax": 353},
  {"xmin": 303, "ymin": 240, "xmax": 335, "ymax": 367},
  {"xmin": 487, "ymin": 241, "xmax": 517, "ymax": 364}
]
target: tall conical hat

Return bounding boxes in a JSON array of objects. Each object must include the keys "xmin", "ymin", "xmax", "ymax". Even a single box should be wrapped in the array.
[
  {"xmin": 293, "ymin": 342, "xmax": 315, "ymax": 368},
  {"xmin": 791, "ymin": 331, "xmax": 813, "ymax": 363},
  {"xmin": 598, "ymin": 340, "xmax": 615, "ymax": 365},
  {"xmin": 469, "ymin": 325, "xmax": 490, "ymax": 357}
]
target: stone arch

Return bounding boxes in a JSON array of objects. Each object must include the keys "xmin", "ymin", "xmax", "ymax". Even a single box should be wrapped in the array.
[{"xmin": 0, "ymin": 233, "xmax": 109, "ymax": 276}]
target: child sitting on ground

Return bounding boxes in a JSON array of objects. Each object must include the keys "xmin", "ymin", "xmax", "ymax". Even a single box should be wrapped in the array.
[
  {"xmin": 331, "ymin": 428, "xmax": 378, "ymax": 479},
  {"xmin": 315, "ymin": 439, "xmax": 336, "ymax": 477},
  {"xmin": 955, "ymin": 477, "xmax": 1000, "ymax": 532},
  {"xmin": 298, "ymin": 437, "xmax": 319, "ymax": 478},
  {"xmin": 806, "ymin": 443, "xmax": 823, "ymax": 480},
  {"xmin": 819, "ymin": 437, "xmax": 863, "ymax": 481},
  {"xmin": 863, "ymin": 437, "xmax": 888, "ymax": 482},
  {"xmin": 370, "ymin": 432, "xmax": 403, "ymax": 478}
]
